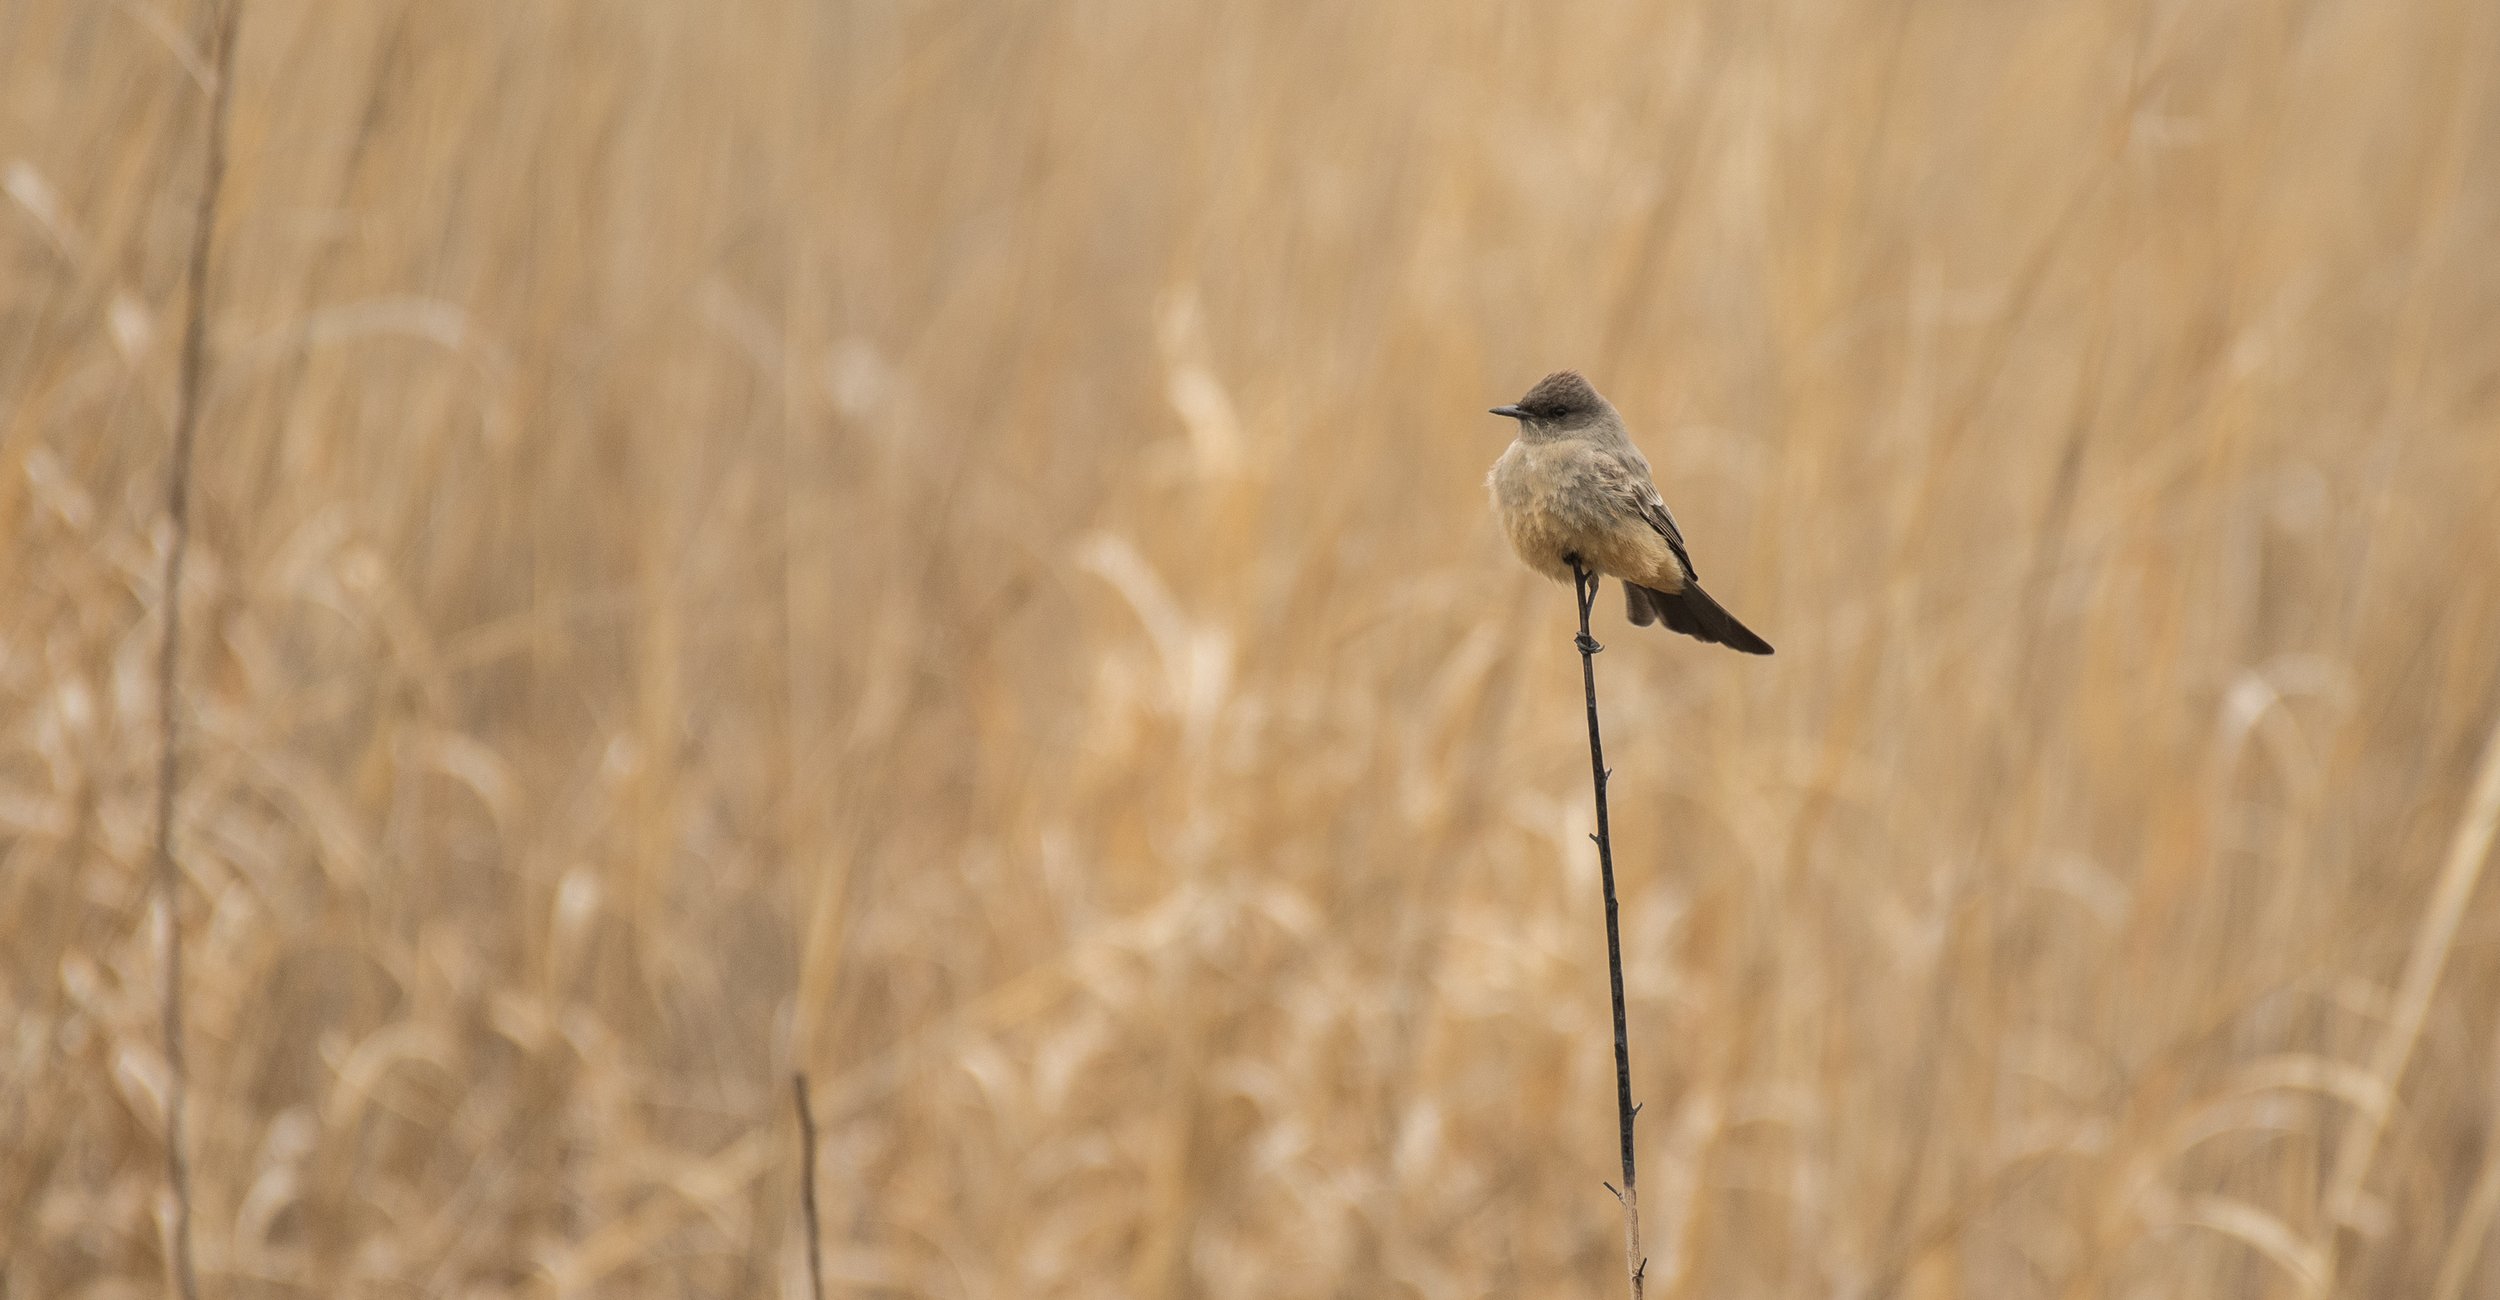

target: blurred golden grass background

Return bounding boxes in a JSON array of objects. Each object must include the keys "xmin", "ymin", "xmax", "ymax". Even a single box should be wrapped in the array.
[{"xmin": 8, "ymin": 0, "xmax": 2500, "ymax": 1295}]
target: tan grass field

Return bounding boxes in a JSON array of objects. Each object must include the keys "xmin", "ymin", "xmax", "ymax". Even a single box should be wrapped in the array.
[{"xmin": 7, "ymin": 1, "xmax": 2500, "ymax": 1296}]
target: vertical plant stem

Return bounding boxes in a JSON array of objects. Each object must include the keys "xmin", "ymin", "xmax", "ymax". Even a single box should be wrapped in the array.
[
  {"xmin": 152, "ymin": 3, "xmax": 242, "ymax": 1297},
  {"xmin": 1574, "ymin": 561, "xmax": 1645, "ymax": 1299},
  {"xmin": 794, "ymin": 1074, "xmax": 827, "ymax": 1300}
]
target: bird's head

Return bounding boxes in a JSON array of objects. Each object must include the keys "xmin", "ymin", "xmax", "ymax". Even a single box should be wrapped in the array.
[{"xmin": 1490, "ymin": 370, "xmax": 1610, "ymax": 435}]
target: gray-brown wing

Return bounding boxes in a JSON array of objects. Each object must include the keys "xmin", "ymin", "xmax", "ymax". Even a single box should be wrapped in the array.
[{"xmin": 1601, "ymin": 450, "xmax": 1698, "ymax": 582}]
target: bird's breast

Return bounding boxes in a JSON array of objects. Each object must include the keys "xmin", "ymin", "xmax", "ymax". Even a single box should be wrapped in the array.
[
  {"xmin": 1487, "ymin": 440, "xmax": 1686, "ymax": 591},
  {"xmin": 1490, "ymin": 442, "xmax": 1606, "ymax": 583}
]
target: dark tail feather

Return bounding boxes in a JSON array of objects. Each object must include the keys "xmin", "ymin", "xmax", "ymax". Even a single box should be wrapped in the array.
[{"xmin": 1629, "ymin": 582, "xmax": 1773, "ymax": 655}]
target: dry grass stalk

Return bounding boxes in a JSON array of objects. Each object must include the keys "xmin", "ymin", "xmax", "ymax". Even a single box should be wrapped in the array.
[
  {"xmin": 147, "ymin": 3, "xmax": 243, "ymax": 1297},
  {"xmin": 2317, "ymin": 711, "xmax": 2500, "ymax": 1295},
  {"xmin": 793, "ymin": 1074, "xmax": 826, "ymax": 1300}
]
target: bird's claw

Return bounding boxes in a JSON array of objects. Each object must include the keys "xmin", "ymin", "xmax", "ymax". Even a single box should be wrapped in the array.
[{"xmin": 1576, "ymin": 633, "xmax": 1604, "ymax": 655}]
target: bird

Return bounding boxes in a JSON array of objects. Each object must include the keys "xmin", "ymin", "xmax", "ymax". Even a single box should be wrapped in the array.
[{"xmin": 1487, "ymin": 370, "xmax": 1773, "ymax": 655}]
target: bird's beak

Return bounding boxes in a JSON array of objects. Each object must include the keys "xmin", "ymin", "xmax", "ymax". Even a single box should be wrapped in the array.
[{"xmin": 1488, "ymin": 405, "xmax": 1528, "ymax": 420}]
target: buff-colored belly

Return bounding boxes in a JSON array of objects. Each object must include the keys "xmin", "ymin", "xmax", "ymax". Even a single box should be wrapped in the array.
[{"xmin": 1488, "ymin": 442, "xmax": 1687, "ymax": 591}]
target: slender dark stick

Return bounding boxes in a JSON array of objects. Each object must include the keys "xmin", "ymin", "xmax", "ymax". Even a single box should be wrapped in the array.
[
  {"xmin": 1573, "ymin": 561, "xmax": 1646, "ymax": 1299},
  {"xmin": 794, "ymin": 1074, "xmax": 827, "ymax": 1300},
  {"xmin": 152, "ymin": 5, "xmax": 242, "ymax": 1299}
]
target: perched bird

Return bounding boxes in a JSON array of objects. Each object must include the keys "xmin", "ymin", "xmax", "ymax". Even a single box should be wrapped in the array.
[{"xmin": 1487, "ymin": 371, "xmax": 1772, "ymax": 655}]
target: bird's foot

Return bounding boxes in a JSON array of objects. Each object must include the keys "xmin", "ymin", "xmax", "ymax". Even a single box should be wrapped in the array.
[{"xmin": 1575, "ymin": 632, "xmax": 1604, "ymax": 655}]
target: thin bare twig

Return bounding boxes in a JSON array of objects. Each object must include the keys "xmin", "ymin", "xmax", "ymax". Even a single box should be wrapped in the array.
[
  {"xmin": 1572, "ymin": 561, "xmax": 1646, "ymax": 1299},
  {"xmin": 152, "ymin": 3, "xmax": 243, "ymax": 1298},
  {"xmin": 794, "ymin": 1074, "xmax": 826, "ymax": 1300}
]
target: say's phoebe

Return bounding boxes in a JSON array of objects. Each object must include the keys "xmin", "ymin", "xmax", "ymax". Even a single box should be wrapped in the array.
[{"xmin": 1488, "ymin": 371, "xmax": 1773, "ymax": 655}]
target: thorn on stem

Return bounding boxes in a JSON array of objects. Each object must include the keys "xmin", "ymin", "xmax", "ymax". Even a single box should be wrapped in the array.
[{"xmin": 1604, "ymin": 1181, "xmax": 1624, "ymax": 1202}]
